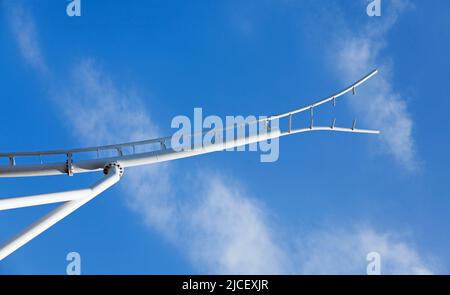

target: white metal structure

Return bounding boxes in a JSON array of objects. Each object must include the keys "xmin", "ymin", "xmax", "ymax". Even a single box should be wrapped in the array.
[{"xmin": 0, "ymin": 70, "xmax": 380, "ymax": 261}]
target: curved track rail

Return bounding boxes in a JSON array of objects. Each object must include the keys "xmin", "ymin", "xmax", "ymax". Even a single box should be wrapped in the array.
[
  {"xmin": 0, "ymin": 70, "xmax": 380, "ymax": 261},
  {"xmin": 0, "ymin": 69, "xmax": 379, "ymax": 178}
]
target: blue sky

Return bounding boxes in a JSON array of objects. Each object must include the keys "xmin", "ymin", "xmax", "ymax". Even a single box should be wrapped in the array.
[{"xmin": 0, "ymin": 0, "xmax": 449, "ymax": 274}]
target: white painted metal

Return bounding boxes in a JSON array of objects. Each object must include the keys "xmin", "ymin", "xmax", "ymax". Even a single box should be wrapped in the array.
[
  {"xmin": 0, "ymin": 188, "xmax": 89, "ymax": 211},
  {"xmin": 0, "ymin": 69, "xmax": 380, "ymax": 178},
  {"xmin": 0, "ymin": 70, "xmax": 381, "ymax": 261},
  {"xmin": 0, "ymin": 164, "xmax": 121, "ymax": 261}
]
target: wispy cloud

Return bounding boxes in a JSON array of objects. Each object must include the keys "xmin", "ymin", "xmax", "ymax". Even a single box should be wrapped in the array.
[
  {"xmin": 183, "ymin": 175, "xmax": 288, "ymax": 274},
  {"xmin": 57, "ymin": 60, "xmax": 177, "ymax": 235},
  {"xmin": 4, "ymin": 1, "xmax": 436, "ymax": 274},
  {"xmin": 296, "ymin": 227, "xmax": 433, "ymax": 275},
  {"xmin": 56, "ymin": 61, "xmax": 287, "ymax": 273},
  {"xmin": 4, "ymin": 1, "xmax": 48, "ymax": 75},
  {"xmin": 331, "ymin": 0, "xmax": 417, "ymax": 171}
]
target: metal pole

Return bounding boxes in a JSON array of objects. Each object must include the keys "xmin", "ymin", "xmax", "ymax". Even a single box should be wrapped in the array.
[
  {"xmin": 0, "ymin": 188, "xmax": 90, "ymax": 211},
  {"xmin": 0, "ymin": 164, "xmax": 122, "ymax": 261}
]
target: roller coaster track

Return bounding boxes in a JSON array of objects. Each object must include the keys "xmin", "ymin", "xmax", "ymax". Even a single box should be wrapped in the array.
[{"xmin": 0, "ymin": 70, "xmax": 380, "ymax": 261}]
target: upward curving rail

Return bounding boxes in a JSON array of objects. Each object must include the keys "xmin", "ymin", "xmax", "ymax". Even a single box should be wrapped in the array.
[
  {"xmin": 0, "ymin": 69, "xmax": 379, "ymax": 178},
  {"xmin": 0, "ymin": 69, "xmax": 381, "ymax": 261}
]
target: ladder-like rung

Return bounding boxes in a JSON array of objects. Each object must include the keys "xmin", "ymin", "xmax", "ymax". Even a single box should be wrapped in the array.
[
  {"xmin": 66, "ymin": 153, "xmax": 74, "ymax": 176},
  {"xmin": 288, "ymin": 113, "xmax": 292, "ymax": 133}
]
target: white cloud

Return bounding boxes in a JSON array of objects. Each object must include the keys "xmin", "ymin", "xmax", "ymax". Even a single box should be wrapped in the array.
[
  {"xmin": 57, "ymin": 60, "xmax": 177, "ymax": 234},
  {"xmin": 48, "ymin": 58, "xmax": 288, "ymax": 274},
  {"xmin": 58, "ymin": 62, "xmax": 288, "ymax": 273},
  {"xmin": 4, "ymin": 1, "xmax": 437, "ymax": 274},
  {"xmin": 4, "ymin": 2, "xmax": 48, "ymax": 75},
  {"xmin": 184, "ymin": 176, "xmax": 288, "ymax": 274},
  {"xmin": 59, "ymin": 60, "xmax": 160, "ymax": 144},
  {"xmin": 296, "ymin": 227, "xmax": 433, "ymax": 275},
  {"xmin": 331, "ymin": 0, "xmax": 417, "ymax": 170}
]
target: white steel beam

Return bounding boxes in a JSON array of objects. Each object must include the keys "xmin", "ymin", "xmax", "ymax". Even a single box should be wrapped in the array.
[
  {"xmin": 0, "ymin": 189, "xmax": 89, "ymax": 211},
  {"xmin": 0, "ymin": 69, "xmax": 382, "ymax": 261},
  {"xmin": 0, "ymin": 69, "xmax": 380, "ymax": 178},
  {"xmin": 0, "ymin": 164, "xmax": 122, "ymax": 261}
]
